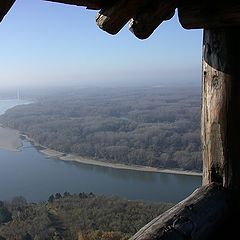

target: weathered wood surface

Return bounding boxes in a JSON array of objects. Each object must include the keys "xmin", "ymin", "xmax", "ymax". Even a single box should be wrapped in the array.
[
  {"xmin": 129, "ymin": 0, "xmax": 177, "ymax": 39},
  {"xmin": 96, "ymin": 0, "xmax": 150, "ymax": 35},
  {"xmin": 44, "ymin": 0, "xmax": 109, "ymax": 10},
  {"xmin": 202, "ymin": 28, "xmax": 240, "ymax": 189},
  {"xmin": 0, "ymin": 0, "xmax": 16, "ymax": 22},
  {"xmin": 130, "ymin": 183, "xmax": 232, "ymax": 240},
  {"xmin": 178, "ymin": 0, "xmax": 240, "ymax": 29}
]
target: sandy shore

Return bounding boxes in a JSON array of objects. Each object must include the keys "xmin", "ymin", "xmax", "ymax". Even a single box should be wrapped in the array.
[
  {"xmin": 57, "ymin": 152, "xmax": 202, "ymax": 176},
  {"xmin": 0, "ymin": 126, "xmax": 22, "ymax": 151},
  {"xmin": 34, "ymin": 139, "xmax": 201, "ymax": 176}
]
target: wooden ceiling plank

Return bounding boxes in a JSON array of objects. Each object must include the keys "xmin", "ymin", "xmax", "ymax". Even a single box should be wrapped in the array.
[
  {"xmin": 44, "ymin": 0, "xmax": 109, "ymax": 10},
  {"xmin": 179, "ymin": 0, "xmax": 240, "ymax": 29},
  {"xmin": 0, "ymin": 0, "xmax": 16, "ymax": 23},
  {"xmin": 129, "ymin": 0, "xmax": 177, "ymax": 39},
  {"xmin": 96, "ymin": 0, "xmax": 150, "ymax": 35}
]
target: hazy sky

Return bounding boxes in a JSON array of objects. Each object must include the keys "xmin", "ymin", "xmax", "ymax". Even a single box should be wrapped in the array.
[{"xmin": 0, "ymin": 0, "xmax": 202, "ymax": 89}]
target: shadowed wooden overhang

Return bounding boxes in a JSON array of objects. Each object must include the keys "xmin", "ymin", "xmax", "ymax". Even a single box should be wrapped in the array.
[
  {"xmin": 1, "ymin": 0, "xmax": 240, "ymax": 38},
  {"xmin": 1, "ymin": 1, "xmax": 240, "ymax": 239}
]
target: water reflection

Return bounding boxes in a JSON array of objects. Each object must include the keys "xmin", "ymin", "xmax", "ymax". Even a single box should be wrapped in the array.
[
  {"xmin": 65, "ymin": 161, "xmax": 158, "ymax": 182},
  {"xmin": 0, "ymin": 140, "xmax": 202, "ymax": 203}
]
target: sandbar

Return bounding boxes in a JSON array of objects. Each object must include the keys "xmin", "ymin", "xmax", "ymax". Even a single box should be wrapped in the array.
[{"xmin": 0, "ymin": 126, "xmax": 22, "ymax": 151}]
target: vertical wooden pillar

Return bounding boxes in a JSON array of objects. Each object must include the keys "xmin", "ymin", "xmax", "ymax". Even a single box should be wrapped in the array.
[{"xmin": 202, "ymin": 28, "xmax": 240, "ymax": 190}]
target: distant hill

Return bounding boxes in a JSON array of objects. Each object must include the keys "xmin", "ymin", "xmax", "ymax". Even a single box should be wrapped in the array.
[{"xmin": 0, "ymin": 86, "xmax": 202, "ymax": 172}]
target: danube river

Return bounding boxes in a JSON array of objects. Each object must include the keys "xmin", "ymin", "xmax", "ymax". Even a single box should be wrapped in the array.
[{"xmin": 0, "ymin": 99, "xmax": 201, "ymax": 203}]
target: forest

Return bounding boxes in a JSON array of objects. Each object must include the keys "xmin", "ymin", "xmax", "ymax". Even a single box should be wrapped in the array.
[
  {"xmin": 0, "ymin": 86, "xmax": 202, "ymax": 171},
  {"xmin": 0, "ymin": 193, "xmax": 173, "ymax": 240}
]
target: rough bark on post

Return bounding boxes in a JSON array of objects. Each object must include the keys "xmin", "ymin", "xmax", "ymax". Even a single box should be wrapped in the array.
[{"xmin": 202, "ymin": 28, "xmax": 240, "ymax": 189}]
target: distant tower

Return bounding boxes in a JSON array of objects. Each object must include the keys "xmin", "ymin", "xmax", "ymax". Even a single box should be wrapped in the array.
[{"xmin": 17, "ymin": 88, "xmax": 20, "ymax": 100}]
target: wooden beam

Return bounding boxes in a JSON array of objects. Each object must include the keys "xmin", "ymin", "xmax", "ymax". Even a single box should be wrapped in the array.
[
  {"xmin": 96, "ymin": 0, "xmax": 150, "ymax": 35},
  {"xmin": 129, "ymin": 0, "xmax": 177, "ymax": 39},
  {"xmin": 44, "ymin": 0, "xmax": 109, "ymax": 10},
  {"xmin": 202, "ymin": 28, "xmax": 240, "ymax": 189},
  {"xmin": 130, "ymin": 183, "xmax": 233, "ymax": 240},
  {"xmin": 0, "ymin": 0, "xmax": 16, "ymax": 23},
  {"xmin": 178, "ymin": 0, "xmax": 240, "ymax": 29}
]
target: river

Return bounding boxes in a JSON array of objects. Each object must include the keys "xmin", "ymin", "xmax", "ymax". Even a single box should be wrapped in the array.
[{"xmin": 0, "ymin": 99, "xmax": 201, "ymax": 203}]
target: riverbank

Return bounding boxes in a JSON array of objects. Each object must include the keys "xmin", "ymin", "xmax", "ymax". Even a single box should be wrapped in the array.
[
  {"xmin": 0, "ymin": 128, "xmax": 202, "ymax": 176},
  {"xmin": 22, "ymin": 134, "xmax": 202, "ymax": 176},
  {"xmin": 0, "ymin": 126, "xmax": 21, "ymax": 151}
]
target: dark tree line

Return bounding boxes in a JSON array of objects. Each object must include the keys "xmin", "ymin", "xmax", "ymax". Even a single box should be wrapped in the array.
[{"xmin": 0, "ymin": 194, "xmax": 173, "ymax": 240}]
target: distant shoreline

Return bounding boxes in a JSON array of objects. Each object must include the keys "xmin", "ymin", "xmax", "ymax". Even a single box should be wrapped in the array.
[
  {"xmin": 22, "ymin": 134, "xmax": 202, "ymax": 177},
  {"xmin": 0, "ymin": 99, "xmax": 33, "ymax": 151}
]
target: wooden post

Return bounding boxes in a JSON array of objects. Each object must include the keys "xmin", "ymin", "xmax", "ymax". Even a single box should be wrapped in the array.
[{"xmin": 202, "ymin": 28, "xmax": 240, "ymax": 190}]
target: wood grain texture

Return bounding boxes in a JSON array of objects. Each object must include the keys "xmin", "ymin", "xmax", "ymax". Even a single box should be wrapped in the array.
[
  {"xmin": 44, "ymin": 0, "xmax": 109, "ymax": 9},
  {"xmin": 178, "ymin": 0, "xmax": 240, "ymax": 29},
  {"xmin": 130, "ymin": 183, "xmax": 232, "ymax": 240},
  {"xmin": 0, "ymin": 0, "xmax": 16, "ymax": 22},
  {"xmin": 202, "ymin": 28, "xmax": 240, "ymax": 189},
  {"xmin": 129, "ymin": 0, "xmax": 177, "ymax": 39},
  {"xmin": 96, "ymin": 0, "xmax": 150, "ymax": 35}
]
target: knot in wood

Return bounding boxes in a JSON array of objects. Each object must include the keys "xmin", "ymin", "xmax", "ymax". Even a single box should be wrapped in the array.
[{"xmin": 211, "ymin": 75, "xmax": 219, "ymax": 89}]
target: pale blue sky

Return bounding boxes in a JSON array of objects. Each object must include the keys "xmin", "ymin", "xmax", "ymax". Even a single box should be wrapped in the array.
[{"xmin": 0, "ymin": 0, "xmax": 202, "ymax": 88}]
